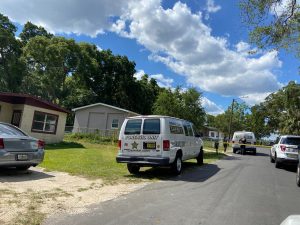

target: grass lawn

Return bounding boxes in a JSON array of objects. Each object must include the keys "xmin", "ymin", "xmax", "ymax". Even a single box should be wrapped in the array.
[{"xmin": 40, "ymin": 138, "xmax": 226, "ymax": 183}]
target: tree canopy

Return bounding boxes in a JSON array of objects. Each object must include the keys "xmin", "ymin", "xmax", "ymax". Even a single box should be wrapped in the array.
[{"xmin": 240, "ymin": 0, "xmax": 300, "ymax": 56}]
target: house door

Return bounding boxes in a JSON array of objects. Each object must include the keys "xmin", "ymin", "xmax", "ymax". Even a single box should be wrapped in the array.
[{"xmin": 11, "ymin": 110, "xmax": 22, "ymax": 127}]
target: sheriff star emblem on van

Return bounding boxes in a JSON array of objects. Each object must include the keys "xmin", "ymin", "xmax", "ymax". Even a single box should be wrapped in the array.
[{"xmin": 131, "ymin": 141, "xmax": 138, "ymax": 149}]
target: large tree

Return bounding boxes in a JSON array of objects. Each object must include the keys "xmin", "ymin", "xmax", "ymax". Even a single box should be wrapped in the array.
[
  {"xmin": 240, "ymin": 0, "xmax": 300, "ymax": 56},
  {"xmin": 20, "ymin": 21, "xmax": 53, "ymax": 44},
  {"xmin": 22, "ymin": 36, "xmax": 81, "ymax": 102},
  {"xmin": 0, "ymin": 13, "xmax": 26, "ymax": 92},
  {"xmin": 261, "ymin": 81, "xmax": 300, "ymax": 134},
  {"xmin": 153, "ymin": 87, "xmax": 206, "ymax": 128}
]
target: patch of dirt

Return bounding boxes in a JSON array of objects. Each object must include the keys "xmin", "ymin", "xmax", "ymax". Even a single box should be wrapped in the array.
[{"xmin": 0, "ymin": 167, "xmax": 149, "ymax": 225}]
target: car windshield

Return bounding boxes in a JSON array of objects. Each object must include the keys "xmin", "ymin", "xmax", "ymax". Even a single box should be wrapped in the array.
[
  {"xmin": 281, "ymin": 137, "xmax": 300, "ymax": 145},
  {"xmin": 0, "ymin": 124, "xmax": 27, "ymax": 136}
]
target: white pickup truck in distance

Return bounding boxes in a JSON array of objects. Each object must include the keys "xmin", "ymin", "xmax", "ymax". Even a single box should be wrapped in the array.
[{"xmin": 116, "ymin": 115, "xmax": 204, "ymax": 175}]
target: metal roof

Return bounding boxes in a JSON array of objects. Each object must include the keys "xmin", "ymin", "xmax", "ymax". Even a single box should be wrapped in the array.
[{"xmin": 72, "ymin": 102, "xmax": 140, "ymax": 115}]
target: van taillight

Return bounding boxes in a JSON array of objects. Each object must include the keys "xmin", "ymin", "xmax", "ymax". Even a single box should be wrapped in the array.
[
  {"xmin": 280, "ymin": 145, "xmax": 286, "ymax": 152},
  {"xmin": 163, "ymin": 140, "xmax": 170, "ymax": 151},
  {"xmin": 0, "ymin": 138, "xmax": 4, "ymax": 149},
  {"xmin": 38, "ymin": 140, "xmax": 45, "ymax": 149},
  {"xmin": 118, "ymin": 140, "xmax": 121, "ymax": 148}
]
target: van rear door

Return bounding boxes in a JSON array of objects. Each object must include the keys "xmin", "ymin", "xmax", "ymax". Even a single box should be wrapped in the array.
[{"xmin": 121, "ymin": 118, "xmax": 162, "ymax": 157}]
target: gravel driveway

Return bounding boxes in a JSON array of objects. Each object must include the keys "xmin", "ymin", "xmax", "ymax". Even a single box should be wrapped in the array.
[{"xmin": 0, "ymin": 167, "xmax": 148, "ymax": 225}]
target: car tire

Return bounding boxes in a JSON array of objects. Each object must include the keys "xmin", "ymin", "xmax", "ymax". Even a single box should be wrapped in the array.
[
  {"xmin": 233, "ymin": 148, "xmax": 237, "ymax": 154},
  {"xmin": 270, "ymin": 152, "xmax": 275, "ymax": 163},
  {"xmin": 196, "ymin": 148, "xmax": 204, "ymax": 165},
  {"xmin": 127, "ymin": 164, "xmax": 140, "ymax": 175},
  {"xmin": 296, "ymin": 166, "xmax": 300, "ymax": 187},
  {"xmin": 275, "ymin": 154, "xmax": 281, "ymax": 168},
  {"xmin": 171, "ymin": 154, "xmax": 182, "ymax": 175},
  {"xmin": 16, "ymin": 166, "xmax": 30, "ymax": 171},
  {"xmin": 253, "ymin": 150, "xmax": 256, "ymax": 155}
]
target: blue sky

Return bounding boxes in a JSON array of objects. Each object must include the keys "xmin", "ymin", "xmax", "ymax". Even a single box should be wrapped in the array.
[{"xmin": 1, "ymin": 0, "xmax": 299, "ymax": 115}]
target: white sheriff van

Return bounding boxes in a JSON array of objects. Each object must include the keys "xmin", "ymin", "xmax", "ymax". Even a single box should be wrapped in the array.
[{"xmin": 116, "ymin": 116, "xmax": 204, "ymax": 175}]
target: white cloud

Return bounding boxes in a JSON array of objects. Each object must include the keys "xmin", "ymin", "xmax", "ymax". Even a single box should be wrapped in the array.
[
  {"xmin": 113, "ymin": 0, "xmax": 282, "ymax": 101},
  {"xmin": 0, "ymin": 0, "xmax": 136, "ymax": 36},
  {"xmin": 150, "ymin": 74, "xmax": 174, "ymax": 88},
  {"xmin": 271, "ymin": 0, "xmax": 300, "ymax": 16},
  {"xmin": 133, "ymin": 70, "xmax": 145, "ymax": 80},
  {"xmin": 206, "ymin": 0, "xmax": 221, "ymax": 13},
  {"xmin": 241, "ymin": 92, "xmax": 272, "ymax": 106},
  {"xmin": 202, "ymin": 97, "xmax": 224, "ymax": 115},
  {"xmin": 134, "ymin": 70, "xmax": 174, "ymax": 88}
]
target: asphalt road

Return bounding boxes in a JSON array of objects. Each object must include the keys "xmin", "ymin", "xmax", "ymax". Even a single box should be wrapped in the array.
[{"xmin": 44, "ymin": 148, "xmax": 300, "ymax": 225}]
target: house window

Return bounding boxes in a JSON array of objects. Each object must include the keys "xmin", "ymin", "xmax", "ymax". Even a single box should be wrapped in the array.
[
  {"xmin": 111, "ymin": 119, "xmax": 119, "ymax": 129},
  {"xmin": 31, "ymin": 111, "xmax": 58, "ymax": 134}
]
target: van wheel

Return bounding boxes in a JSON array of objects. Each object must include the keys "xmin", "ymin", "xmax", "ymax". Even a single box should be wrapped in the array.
[
  {"xmin": 171, "ymin": 154, "xmax": 182, "ymax": 175},
  {"xmin": 296, "ymin": 166, "xmax": 300, "ymax": 187},
  {"xmin": 233, "ymin": 148, "xmax": 237, "ymax": 154},
  {"xmin": 196, "ymin": 148, "xmax": 203, "ymax": 165},
  {"xmin": 127, "ymin": 164, "xmax": 140, "ymax": 174}
]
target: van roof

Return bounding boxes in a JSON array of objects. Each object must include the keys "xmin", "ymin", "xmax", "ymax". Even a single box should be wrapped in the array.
[{"xmin": 127, "ymin": 115, "xmax": 192, "ymax": 123}]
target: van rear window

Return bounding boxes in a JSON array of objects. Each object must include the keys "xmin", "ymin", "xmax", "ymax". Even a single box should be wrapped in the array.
[
  {"xmin": 125, "ymin": 120, "xmax": 142, "ymax": 135},
  {"xmin": 143, "ymin": 119, "xmax": 160, "ymax": 134}
]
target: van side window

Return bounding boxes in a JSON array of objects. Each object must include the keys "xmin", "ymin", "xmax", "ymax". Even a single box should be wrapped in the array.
[
  {"xmin": 183, "ymin": 124, "xmax": 189, "ymax": 136},
  {"xmin": 169, "ymin": 120, "xmax": 184, "ymax": 134},
  {"xmin": 187, "ymin": 124, "xmax": 194, "ymax": 136},
  {"xmin": 143, "ymin": 119, "xmax": 160, "ymax": 134},
  {"xmin": 125, "ymin": 119, "xmax": 142, "ymax": 135}
]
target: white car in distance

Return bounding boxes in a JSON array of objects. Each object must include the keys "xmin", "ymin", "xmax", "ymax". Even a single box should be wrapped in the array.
[{"xmin": 270, "ymin": 135, "xmax": 300, "ymax": 168}]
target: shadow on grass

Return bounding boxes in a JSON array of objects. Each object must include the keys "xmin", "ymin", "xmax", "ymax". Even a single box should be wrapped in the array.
[
  {"xmin": 125, "ymin": 162, "xmax": 221, "ymax": 183},
  {"xmin": 45, "ymin": 141, "xmax": 85, "ymax": 150}
]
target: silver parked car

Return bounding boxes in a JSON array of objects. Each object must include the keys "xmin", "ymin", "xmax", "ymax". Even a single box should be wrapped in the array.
[{"xmin": 0, "ymin": 122, "xmax": 45, "ymax": 170}]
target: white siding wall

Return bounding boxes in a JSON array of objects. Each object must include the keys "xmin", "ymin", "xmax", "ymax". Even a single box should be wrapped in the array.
[
  {"xmin": 20, "ymin": 105, "xmax": 67, "ymax": 144},
  {"xmin": 73, "ymin": 105, "xmax": 136, "ymax": 132}
]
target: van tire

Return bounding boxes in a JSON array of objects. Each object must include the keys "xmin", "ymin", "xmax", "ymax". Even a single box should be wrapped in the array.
[
  {"xmin": 196, "ymin": 148, "xmax": 204, "ymax": 165},
  {"xmin": 127, "ymin": 164, "xmax": 140, "ymax": 174},
  {"xmin": 171, "ymin": 154, "xmax": 182, "ymax": 175}
]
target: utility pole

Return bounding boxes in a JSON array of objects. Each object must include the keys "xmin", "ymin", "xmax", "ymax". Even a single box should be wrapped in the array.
[{"xmin": 228, "ymin": 99, "xmax": 235, "ymax": 140}]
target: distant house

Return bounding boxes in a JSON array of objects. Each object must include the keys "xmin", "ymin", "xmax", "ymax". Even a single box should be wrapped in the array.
[
  {"xmin": 0, "ymin": 93, "xmax": 69, "ymax": 143},
  {"xmin": 202, "ymin": 126, "xmax": 224, "ymax": 140},
  {"xmin": 72, "ymin": 103, "xmax": 140, "ymax": 133}
]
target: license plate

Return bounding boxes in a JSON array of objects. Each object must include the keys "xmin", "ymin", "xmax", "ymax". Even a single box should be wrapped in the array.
[
  {"xmin": 287, "ymin": 154, "xmax": 298, "ymax": 159},
  {"xmin": 287, "ymin": 148, "xmax": 298, "ymax": 153},
  {"xmin": 144, "ymin": 142, "xmax": 156, "ymax": 149},
  {"xmin": 16, "ymin": 154, "xmax": 28, "ymax": 161}
]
